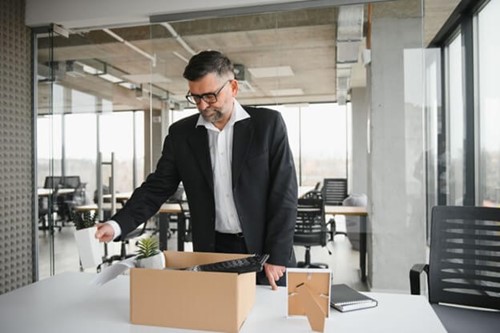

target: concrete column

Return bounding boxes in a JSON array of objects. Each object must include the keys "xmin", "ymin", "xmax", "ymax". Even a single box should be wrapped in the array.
[
  {"xmin": 350, "ymin": 87, "xmax": 369, "ymax": 195},
  {"xmin": 367, "ymin": 0, "xmax": 426, "ymax": 292}
]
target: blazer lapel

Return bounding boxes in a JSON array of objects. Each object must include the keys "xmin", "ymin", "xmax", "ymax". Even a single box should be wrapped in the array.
[
  {"xmin": 232, "ymin": 118, "xmax": 253, "ymax": 188},
  {"xmin": 187, "ymin": 126, "xmax": 214, "ymax": 190}
]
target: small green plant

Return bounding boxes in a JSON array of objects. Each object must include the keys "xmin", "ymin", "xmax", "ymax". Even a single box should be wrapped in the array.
[
  {"xmin": 71, "ymin": 211, "xmax": 97, "ymax": 230},
  {"xmin": 136, "ymin": 237, "xmax": 160, "ymax": 259}
]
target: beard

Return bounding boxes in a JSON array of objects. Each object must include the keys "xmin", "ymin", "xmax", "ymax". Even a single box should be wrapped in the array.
[{"xmin": 200, "ymin": 107, "xmax": 223, "ymax": 124}]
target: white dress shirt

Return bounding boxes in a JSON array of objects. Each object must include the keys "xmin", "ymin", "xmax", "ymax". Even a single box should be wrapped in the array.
[{"xmin": 196, "ymin": 100, "xmax": 250, "ymax": 233}]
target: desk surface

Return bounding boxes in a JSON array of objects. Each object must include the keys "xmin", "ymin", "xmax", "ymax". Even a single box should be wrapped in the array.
[
  {"xmin": 0, "ymin": 272, "xmax": 445, "ymax": 333},
  {"xmin": 38, "ymin": 188, "xmax": 75, "ymax": 196},
  {"xmin": 325, "ymin": 205, "xmax": 367, "ymax": 216},
  {"xmin": 74, "ymin": 202, "xmax": 181, "ymax": 213}
]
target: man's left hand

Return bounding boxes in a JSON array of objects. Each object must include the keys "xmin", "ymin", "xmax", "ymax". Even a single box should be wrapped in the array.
[{"xmin": 264, "ymin": 263, "xmax": 286, "ymax": 290}]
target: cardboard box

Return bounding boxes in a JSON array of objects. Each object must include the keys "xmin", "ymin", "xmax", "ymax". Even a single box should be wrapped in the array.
[{"xmin": 130, "ymin": 251, "xmax": 256, "ymax": 333}]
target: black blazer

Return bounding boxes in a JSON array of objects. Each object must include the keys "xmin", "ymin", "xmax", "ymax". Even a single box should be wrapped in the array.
[{"xmin": 112, "ymin": 106, "xmax": 298, "ymax": 266}]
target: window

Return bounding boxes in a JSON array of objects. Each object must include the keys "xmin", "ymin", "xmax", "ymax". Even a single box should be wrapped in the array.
[
  {"xmin": 446, "ymin": 33, "xmax": 465, "ymax": 205},
  {"xmin": 477, "ymin": 0, "xmax": 500, "ymax": 206}
]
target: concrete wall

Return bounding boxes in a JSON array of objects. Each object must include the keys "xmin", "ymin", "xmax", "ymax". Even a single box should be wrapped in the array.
[
  {"xmin": 350, "ymin": 87, "xmax": 369, "ymax": 195},
  {"xmin": 0, "ymin": 0, "xmax": 34, "ymax": 294},
  {"xmin": 367, "ymin": 0, "xmax": 426, "ymax": 292}
]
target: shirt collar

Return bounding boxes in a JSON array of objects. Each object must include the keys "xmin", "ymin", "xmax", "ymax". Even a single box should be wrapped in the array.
[{"xmin": 196, "ymin": 99, "xmax": 250, "ymax": 131}]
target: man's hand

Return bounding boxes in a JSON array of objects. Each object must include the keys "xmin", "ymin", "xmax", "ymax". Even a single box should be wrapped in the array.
[
  {"xmin": 264, "ymin": 263, "xmax": 286, "ymax": 290},
  {"xmin": 95, "ymin": 223, "xmax": 115, "ymax": 243}
]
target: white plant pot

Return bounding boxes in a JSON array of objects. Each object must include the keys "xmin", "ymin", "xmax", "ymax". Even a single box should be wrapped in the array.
[
  {"xmin": 74, "ymin": 226, "xmax": 102, "ymax": 269},
  {"xmin": 136, "ymin": 252, "xmax": 165, "ymax": 269}
]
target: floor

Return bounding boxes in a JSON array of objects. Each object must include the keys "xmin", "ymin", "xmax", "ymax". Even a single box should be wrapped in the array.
[{"xmin": 38, "ymin": 215, "xmax": 368, "ymax": 291}]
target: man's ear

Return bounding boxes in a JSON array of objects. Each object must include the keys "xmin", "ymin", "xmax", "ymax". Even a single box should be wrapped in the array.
[{"xmin": 230, "ymin": 79, "xmax": 239, "ymax": 97}]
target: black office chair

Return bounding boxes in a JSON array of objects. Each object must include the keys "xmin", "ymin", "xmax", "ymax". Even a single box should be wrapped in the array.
[
  {"xmin": 322, "ymin": 178, "xmax": 349, "ymax": 241},
  {"xmin": 162, "ymin": 184, "xmax": 185, "ymax": 238},
  {"xmin": 300, "ymin": 181, "xmax": 322, "ymax": 200},
  {"xmin": 294, "ymin": 197, "xmax": 331, "ymax": 268},
  {"xmin": 322, "ymin": 178, "xmax": 348, "ymax": 206},
  {"xmin": 410, "ymin": 206, "xmax": 500, "ymax": 333},
  {"xmin": 38, "ymin": 195, "xmax": 62, "ymax": 232},
  {"xmin": 60, "ymin": 176, "xmax": 86, "ymax": 225},
  {"xmin": 43, "ymin": 176, "xmax": 62, "ymax": 189}
]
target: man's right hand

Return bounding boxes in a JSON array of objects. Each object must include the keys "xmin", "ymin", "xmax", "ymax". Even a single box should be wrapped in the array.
[{"xmin": 95, "ymin": 223, "xmax": 115, "ymax": 243}]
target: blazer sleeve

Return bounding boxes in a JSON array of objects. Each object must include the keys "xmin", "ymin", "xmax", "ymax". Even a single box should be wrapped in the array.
[
  {"xmin": 111, "ymin": 133, "xmax": 181, "ymax": 240},
  {"xmin": 264, "ymin": 112, "xmax": 298, "ymax": 266}
]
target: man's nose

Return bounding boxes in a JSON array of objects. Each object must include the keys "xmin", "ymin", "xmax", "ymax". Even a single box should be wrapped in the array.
[{"xmin": 197, "ymin": 99, "xmax": 210, "ymax": 108}]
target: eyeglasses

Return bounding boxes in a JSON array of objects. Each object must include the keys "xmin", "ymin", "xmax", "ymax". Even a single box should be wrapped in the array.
[{"xmin": 185, "ymin": 80, "xmax": 231, "ymax": 105}]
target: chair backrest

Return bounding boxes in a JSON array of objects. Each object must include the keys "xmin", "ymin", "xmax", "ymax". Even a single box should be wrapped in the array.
[
  {"xmin": 428, "ymin": 206, "xmax": 500, "ymax": 310},
  {"xmin": 62, "ymin": 176, "xmax": 81, "ymax": 189},
  {"xmin": 294, "ymin": 198, "xmax": 327, "ymax": 247},
  {"xmin": 302, "ymin": 189, "xmax": 323, "ymax": 200},
  {"xmin": 44, "ymin": 176, "xmax": 62, "ymax": 188},
  {"xmin": 322, "ymin": 178, "xmax": 348, "ymax": 206}
]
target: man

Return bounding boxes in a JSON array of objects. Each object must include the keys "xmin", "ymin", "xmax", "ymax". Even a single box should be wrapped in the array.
[{"xmin": 95, "ymin": 50, "xmax": 298, "ymax": 289}]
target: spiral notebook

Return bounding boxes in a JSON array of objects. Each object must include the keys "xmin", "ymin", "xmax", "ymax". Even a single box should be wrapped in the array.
[{"xmin": 330, "ymin": 284, "xmax": 378, "ymax": 312}]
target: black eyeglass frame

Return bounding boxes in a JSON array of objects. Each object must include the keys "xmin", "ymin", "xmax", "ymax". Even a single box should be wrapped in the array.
[{"xmin": 185, "ymin": 80, "xmax": 232, "ymax": 105}]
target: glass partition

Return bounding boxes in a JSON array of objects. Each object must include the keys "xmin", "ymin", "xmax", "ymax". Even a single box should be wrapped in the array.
[
  {"xmin": 35, "ymin": 27, "xmax": 150, "ymax": 278},
  {"xmin": 34, "ymin": 1, "xmax": 429, "ymax": 291},
  {"xmin": 445, "ymin": 33, "xmax": 465, "ymax": 206}
]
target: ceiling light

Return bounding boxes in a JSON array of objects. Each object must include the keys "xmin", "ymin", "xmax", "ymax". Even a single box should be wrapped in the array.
[
  {"xmin": 81, "ymin": 64, "xmax": 102, "ymax": 75},
  {"xmin": 99, "ymin": 73, "xmax": 122, "ymax": 83},
  {"xmin": 119, "ymin": 82, "xmax": 136, "ymax": 90},
  {"xmin": 248, "ymin": 66, "xmax": 294, "ymax": 78},
  {"xmin": 270, "ymin": 88, "xmax": 304, "ymax": 96},
  {"xmin": 122, "ymin": 73, "xmax": 171, "ymax": 84}
]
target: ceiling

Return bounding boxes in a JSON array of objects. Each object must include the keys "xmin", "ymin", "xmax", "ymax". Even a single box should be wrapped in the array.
[{"xmin": 37, "ymin": 0, "xmax": 459, "ymax": 114}]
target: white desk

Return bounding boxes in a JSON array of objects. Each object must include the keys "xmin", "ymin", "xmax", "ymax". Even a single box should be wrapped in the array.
[
  {"xmin": 37, "ymin": 187, "xmax": 75, "ymax": 196},
  {"xmin": 0, "ymin": 272, "xmax": 445, "ymax": 333}
]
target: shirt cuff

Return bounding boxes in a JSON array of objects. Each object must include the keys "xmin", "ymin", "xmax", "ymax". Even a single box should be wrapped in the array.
[{"xmin": 106, "ymin": 220, "xmax": 122, "ymax": 240}]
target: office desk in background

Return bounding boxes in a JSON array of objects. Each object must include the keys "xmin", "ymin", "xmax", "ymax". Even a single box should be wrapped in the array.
[
  {"xmin": 37, "ymin": 188, "xmax": 76, "ymax": 196},
  {"xmin": 73, "ymin": 201, "xmax": 183, "ymax": 252},
  {"xmin": 325, "ymin": 206, "xmax": 368, "ymax": 282},
  {"xmin": 0, "ymin": 272, "xmax": 446, "ymax": 333},
  {"xmin": 74, "ymin": 198, "xmax": 369, "ymax": 280}
]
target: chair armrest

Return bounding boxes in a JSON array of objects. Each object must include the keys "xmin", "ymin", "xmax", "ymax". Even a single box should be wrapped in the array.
[{"xmin": 410, "ymin": 263, "xmax": 428, "ymax": 295}]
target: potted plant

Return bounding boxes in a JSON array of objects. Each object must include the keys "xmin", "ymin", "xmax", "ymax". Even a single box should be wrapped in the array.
[
  {"xmin": 72, "ymin": 211, "xmax": 102, "ymax": 269},
  {"xmin": 136, "ymin": 236, "xmax": 164, "ymax": 269}
]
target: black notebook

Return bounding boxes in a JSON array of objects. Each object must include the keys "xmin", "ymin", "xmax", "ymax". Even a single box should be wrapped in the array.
[{"xmin": 330, "ymin": 284, "xmax": 378, "ymax": 312}]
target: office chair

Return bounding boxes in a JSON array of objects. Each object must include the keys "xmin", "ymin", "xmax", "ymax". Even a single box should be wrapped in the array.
[
  {"xmin": 300, "ymin": 181, "xmax": 322, "ymax": 200},
  {"xmin": 322, "ymin": 178, "xmax": 349, "ymax": 241},
  {"xmin": 322, "ymin": 178, "xmax": 348, "ymax": 206},
  {"xmin": 178, "ymin": 199, "xmax": 192, "ymax": 243},
  {"xmin": 43, "ymin": 176, "xmax": 62, "ymax": 189},
  {"xmin": 38, "ymin": 195, "xmax": 62, "ymax": 232},
  {"xmin": 294, "ymin": 197, "xmax": 331, "ymax": 268},
  {"xmin": 410, "ymin": 206, "xmax": 500, "ymax": 333},
  {"xmin": 60, "ymin": 176, "xmax": 86, "ymax": 225},
  {"xmin": 162, "ymin": 184, "xmax": 185, "ymax": 238}
]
